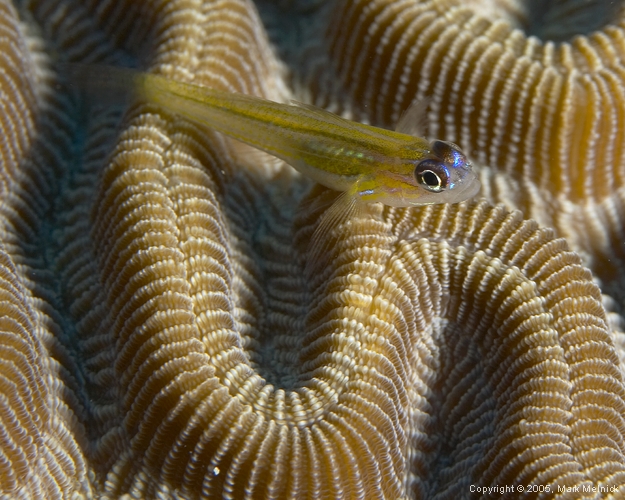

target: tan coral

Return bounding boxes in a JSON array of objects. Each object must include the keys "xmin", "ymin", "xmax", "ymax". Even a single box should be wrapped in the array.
[
  {"xmin": 1, "ymin": 0, "xmax": 625, "ymax": 498},
  {"xmin": 0, "ymin": 1, "xmax": 90, "ymax": 497},
  {"xmin": 64, "ymin": 102, "xmax": 625, "ymax": 496},
  {"xmin": 298, "ymin": 0, "xmax": 625, "ymax": 299}
]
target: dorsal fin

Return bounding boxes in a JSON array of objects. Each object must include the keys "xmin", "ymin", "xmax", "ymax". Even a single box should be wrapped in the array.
[{"xmin": 395, "ymin": 97, "xmax": 430, "ymax": 137}]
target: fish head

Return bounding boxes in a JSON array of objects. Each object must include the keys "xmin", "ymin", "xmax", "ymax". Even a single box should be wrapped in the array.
[{"xmin": 362, "ymin": 139, "xmax": 480, "ymax": 207}]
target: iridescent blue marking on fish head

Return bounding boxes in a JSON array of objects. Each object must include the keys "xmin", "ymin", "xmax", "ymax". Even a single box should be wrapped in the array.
[{"xmin": 432, "ymin": 140, "xmax": 467, "ymax": 169}]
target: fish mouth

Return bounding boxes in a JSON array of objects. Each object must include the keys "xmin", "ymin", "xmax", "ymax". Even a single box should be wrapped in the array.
[
  {"xmin": 459, "ymin": 172, "xmax": 482, "ymax": 200},
  {"xmin": 442, "ymin": 168, "xmax": 481, "ymax": 204}
]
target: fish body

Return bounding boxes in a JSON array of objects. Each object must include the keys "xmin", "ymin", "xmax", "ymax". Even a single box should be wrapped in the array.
[
  {"xmin": 65, "ymin": 64, "xmax": 480, "ymax": 269},
  {"xmin": 66, "ymin": 65, "xmax": 479, "ymax": 207}
]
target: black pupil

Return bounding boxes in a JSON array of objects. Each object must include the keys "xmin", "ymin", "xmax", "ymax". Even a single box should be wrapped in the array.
[
  {"xmin": 415, "ymin": 158, "xmax": 449, "ymax": 191},
  {"xmin": 421, "ymin": 170, "xmax": 440, "ymax": 187}
]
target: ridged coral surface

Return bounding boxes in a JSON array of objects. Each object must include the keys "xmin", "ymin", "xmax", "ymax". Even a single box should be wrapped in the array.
[{"xmin": 1, "ymin": 0, "xmax": 625, "ymax": 499}]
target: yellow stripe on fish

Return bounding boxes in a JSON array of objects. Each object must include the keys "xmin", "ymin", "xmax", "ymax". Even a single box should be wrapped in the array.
[
  {"xmin": 63, "ymin": 64, "xmax": 480, "ymax": 270},
  {"xmin": 64, "ymin": 64, "xmax": 479, "ymax": 207}
]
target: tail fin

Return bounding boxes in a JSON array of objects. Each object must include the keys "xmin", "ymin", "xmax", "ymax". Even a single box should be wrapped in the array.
[{"xmin": 57, "ymin": 63, "xmax": 138, "ymax": 105}]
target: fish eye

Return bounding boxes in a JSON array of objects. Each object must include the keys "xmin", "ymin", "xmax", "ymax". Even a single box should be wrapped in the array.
[
  {"xmin": 414, "ymin": 159, "xmax": 450, "ymax": 192},
  {"xmin": 431, "ymin": 140, "xmax": 467, "ymax": 168}
]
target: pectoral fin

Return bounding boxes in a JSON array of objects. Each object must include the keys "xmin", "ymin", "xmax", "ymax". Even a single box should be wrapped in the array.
[{"xmin": 306, "ymin": 190, "xmax": 363, "ymax": 275}]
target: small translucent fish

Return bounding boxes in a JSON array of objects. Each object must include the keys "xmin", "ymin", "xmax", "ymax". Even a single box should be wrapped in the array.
[{"xmin": 62, "ymin": 64, "xmax": 480, "ymax": 267}]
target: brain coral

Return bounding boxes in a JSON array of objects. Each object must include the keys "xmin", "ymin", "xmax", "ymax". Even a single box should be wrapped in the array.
[
  {"xmin": 1, "ymin": 0, "xmax": 625, "ymax": 499},
  {"xmin": 293, "ymin": 0, "xmax": 625, "ymax": 307}
]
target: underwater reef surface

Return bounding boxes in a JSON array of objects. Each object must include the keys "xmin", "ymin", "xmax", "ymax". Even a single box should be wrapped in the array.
[{"xmin": 2, "ymin": 0, "xmax": 625, "ymax": 498}]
